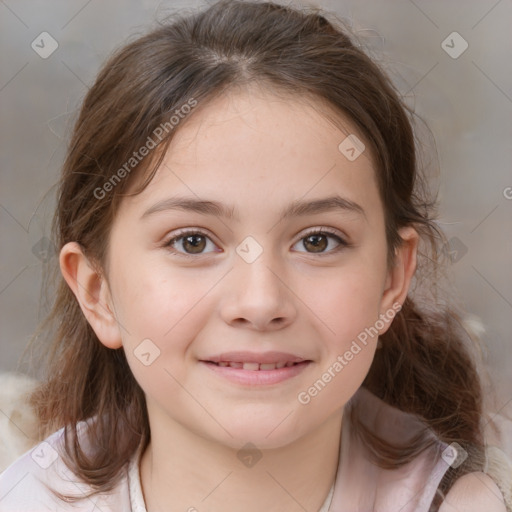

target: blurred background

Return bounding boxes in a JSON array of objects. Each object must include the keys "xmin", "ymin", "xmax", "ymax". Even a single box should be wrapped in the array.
[{"xmin": 1, "ymin": 0, "xmax": 511, "ymax": 416}]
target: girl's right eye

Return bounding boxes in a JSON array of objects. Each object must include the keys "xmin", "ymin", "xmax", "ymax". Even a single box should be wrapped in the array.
[{"xmin": 163, "ymin": 229, "xmax": 220, "ymax": 258}]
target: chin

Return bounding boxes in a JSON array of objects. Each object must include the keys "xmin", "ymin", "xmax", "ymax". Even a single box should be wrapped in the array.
[
  {"xmin": 214, "ymin": 428, "xmax": 304, "ymax": 452},
  {"xmin": 208, "ymin": 408, "xmax": 308, "ymax": 450}
]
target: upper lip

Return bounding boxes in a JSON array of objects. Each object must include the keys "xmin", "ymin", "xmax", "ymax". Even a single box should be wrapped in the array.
[{"xmin": 202, "ymin": 351, "xmax": 308, "ymax": 364}]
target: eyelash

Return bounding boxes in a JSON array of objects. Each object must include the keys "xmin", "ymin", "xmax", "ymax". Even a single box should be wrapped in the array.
[{"xmin": 162, "ymin": 227, "xmax": 349, "ymax": 259}]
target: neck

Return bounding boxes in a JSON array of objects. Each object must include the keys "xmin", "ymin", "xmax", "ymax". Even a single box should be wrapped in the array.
[{"xmin": 139, "ymin": 406, "xmax": 343, "ymax": 512}]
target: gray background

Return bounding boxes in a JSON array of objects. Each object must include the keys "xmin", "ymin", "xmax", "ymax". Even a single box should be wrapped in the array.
[{"xmin": 1, "ymin": 1, "xmax": 511, "ymax": 414}]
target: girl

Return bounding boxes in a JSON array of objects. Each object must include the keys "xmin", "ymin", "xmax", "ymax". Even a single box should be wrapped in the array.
[{"xmin": 0, "ymin": 1, "xmax": 510, "ymax": 510}]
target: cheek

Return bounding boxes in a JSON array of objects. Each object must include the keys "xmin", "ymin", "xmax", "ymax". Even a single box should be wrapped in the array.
[
  {"xmin": 309, "ymin": 261, "xmax": 386, "ymax": 346},
  {"xmin": 112, "ymin": 265, "xmax": 213, "ymax": 403},
  {"xmin": 296, "ymin": 269, "xmax": 382, "ymax": 413},
  {"xmin": 109, "ymin": 258, "xmax": 216, "ymax": 354}
]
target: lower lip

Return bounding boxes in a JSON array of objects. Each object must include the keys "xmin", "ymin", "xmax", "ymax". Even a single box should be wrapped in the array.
[{"xmin": 200, "ymin": 361, "xmax": 311, "ymax": 386}]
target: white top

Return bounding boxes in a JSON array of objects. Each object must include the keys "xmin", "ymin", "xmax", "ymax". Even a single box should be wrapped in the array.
[{"xmin": 0, "ymin": 387, "xmax": 452, "ymax": 511}]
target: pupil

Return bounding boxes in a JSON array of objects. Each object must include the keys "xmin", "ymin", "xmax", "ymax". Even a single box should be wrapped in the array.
[
  {"xmin": 305, "ymin": 234, "xmax": 327, "ymax": 252},
  {"xmin": 184, "ymin": 235, "xmax": 205, "ymax": 253}
]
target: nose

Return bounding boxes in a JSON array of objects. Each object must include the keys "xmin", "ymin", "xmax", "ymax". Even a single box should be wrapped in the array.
[{"xmin": 220, "ymin": 252, "xmax": 297, "ymax": 331}]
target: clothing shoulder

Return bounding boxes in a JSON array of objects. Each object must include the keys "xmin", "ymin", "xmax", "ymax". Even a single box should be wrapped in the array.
[
  {"xmin": 0, "ymin": 427, "xmax": 70, "ymax": 511},
  {"xmin": 439, "ymin": 472, "xmax": 507, "ymax": 512},
  {"xmin": 0, "ymin": 421, "xmax": 131, "ymax": 511}
]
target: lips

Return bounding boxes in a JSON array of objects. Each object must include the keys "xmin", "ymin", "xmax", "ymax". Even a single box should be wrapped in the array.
[
  {"xmin": 211, "ymin": 361, "xmax": 301, "ymax": 371},
  {"xmin": 201, "ymin": 351, "xmax": 310, "ymax": 371},
  {"xmin": 201, "ymin": 353, "xmax": 311, "ymax": 386}
]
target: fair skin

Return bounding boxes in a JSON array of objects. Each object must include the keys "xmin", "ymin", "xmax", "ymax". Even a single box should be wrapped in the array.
[
  {"xmin": 439, "ymin": 472, "xmax": 506, "ymax": 512},
  {"xmin": 60, "ymin": 87, "xmax": 505, "ymax": 512}
]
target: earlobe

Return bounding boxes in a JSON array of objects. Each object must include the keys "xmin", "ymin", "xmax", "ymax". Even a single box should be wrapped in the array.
[
  {"xmin": 379, "ymin": 226, "xmax": 419, "ymax": 332},
  {"xmin": 59, "ymin": 242, "xmax": 123, "ymax": 349}
]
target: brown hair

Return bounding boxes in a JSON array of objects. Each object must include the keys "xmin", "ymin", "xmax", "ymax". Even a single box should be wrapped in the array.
[{"xmin": 21, "ymin": 0, "xmax": 494, "ymax": 507}]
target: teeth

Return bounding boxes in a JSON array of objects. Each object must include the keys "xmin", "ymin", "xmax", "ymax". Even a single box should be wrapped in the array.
[
  {"xmin": 214, "ymin": 361, "xmax": 301, "ymax": 370},
  {"xmin": 242, "ymin": 362, "xmax": 260, "ymax": 371}
]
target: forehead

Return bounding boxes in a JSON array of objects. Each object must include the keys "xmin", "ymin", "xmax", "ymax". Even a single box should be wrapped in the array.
[
  {"xmin": 168, "ymin": 85, "xmax": 370, "ymax": 168},
  {"xmin": 119, "ymin": 86, "xmax": 381, "ymax": 219}
]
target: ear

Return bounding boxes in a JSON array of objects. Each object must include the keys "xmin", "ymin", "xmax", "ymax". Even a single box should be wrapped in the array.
[
  {"xmin": 378, "ymin": 226, "xmax": 419, "ymax": 334},
  {"xmin": 59, "ymin": 241, "xmax": 123, "ymax": 349}
]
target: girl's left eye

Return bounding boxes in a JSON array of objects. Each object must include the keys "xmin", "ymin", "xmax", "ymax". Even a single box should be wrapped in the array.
[
  {"xmin": 293, "ymin": 228, "xmax": 347, "ymax": 254},
  {"xmin": 163, "ymin": 228, "xmax": 348, "ymax": 258}
]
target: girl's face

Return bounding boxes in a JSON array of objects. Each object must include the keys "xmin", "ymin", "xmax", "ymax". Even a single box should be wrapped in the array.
[{"xmin": 71, "ymin": 87, "xmax": 417, "ymax": 449}]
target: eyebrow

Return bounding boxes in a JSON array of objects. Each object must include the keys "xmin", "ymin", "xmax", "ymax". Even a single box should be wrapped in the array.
[{"xmin": 141, "ymin": 194, "xmax": 366, "ymax": 222}]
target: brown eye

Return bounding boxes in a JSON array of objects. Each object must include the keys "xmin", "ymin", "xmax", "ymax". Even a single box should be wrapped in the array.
[
  {"xmin": 292, "ymin": 229, "xmax": 347, "ymax": 255},
  {"xmin": 303, "ymin": 234, "xmax": 328, "ymax": 253},
  {"xmin": 165, "ymin": 230, "xmax": 218, "ymax": 257},
  {"xmin": 182, "ymin": 234, "xmax": 207, "ymax": 253}
]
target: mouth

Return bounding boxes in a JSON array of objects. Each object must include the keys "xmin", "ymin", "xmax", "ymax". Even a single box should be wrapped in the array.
[
  {"xmin": 199, "ymin": 351, "xmax": 312, "ymax": 385},
  {"xmin": 205, "ymin": 360, "xmax": 305, "ymax": 371}
]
